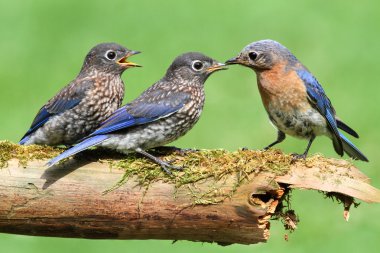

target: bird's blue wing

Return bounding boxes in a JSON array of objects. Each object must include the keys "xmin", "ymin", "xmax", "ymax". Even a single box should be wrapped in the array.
[
  {"xmin": 21, "ymin": 99, "xmax": 82, "ymax": 139},
  {"xmin": 90, "ymin": 91, "xmax": 191, "ymax": 136},
  {"xmin": 19, "ymin": 79, "xmax": 93, "ymax": 144},
  {"xmin": 297, "ymin": 69, "xmax": 343, "ymax": 155}
]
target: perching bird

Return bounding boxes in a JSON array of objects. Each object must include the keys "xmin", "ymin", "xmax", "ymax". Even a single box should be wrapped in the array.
[
  {"xmin": 226, "ymin": 39, "xmax": 368, "ymax": 161},
  {"xmin": 47, "ymin": 52, "xmax": 226, "ymax": 173},
  {"xmin": 19, "ymin": 43, "xmax": 141, "ymax": 146}
]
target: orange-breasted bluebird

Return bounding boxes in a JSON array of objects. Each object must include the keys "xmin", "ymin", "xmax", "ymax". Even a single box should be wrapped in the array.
[
  {"xmin": 226, "ymin": 39, "xmax": 368, "ymax": 161},
  {"xmin": 47, "ymin": 52, "xmax": 227, "ymax": 174},
  {"xmin": 19, "ymin": 43, "xmax": 140, "ymax": 146}
]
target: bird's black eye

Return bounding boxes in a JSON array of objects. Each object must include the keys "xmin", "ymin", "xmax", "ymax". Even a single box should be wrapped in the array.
[
  {"xmin": 105, "ymin": 50, "xmax": 116, "ymax": 60},
  {"xmin": 248, "ymin": 52, "xmax": 258, "ymax": 61},
  {"xmin": 192, "ymin": 60, "xmax": 204, "ymax": 71}
]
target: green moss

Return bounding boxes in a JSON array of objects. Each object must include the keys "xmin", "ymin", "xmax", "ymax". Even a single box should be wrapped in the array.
[
  {"xmin": 0, "ymin": 141, "xmax": 341, "ymax": 206},
  {"xmin": 0, "ymin": 141, "xmax": 63, "ymax": 168},
  {"xmin": 105, "ymin": 148, "xmax": 295, "ymax": 204}
]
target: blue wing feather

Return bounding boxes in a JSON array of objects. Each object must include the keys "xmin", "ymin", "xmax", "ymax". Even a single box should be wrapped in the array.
[
  {"xmin": 90, "ymin": 101, "xmax": 185, "ymax": 136},
  {"xmin": 19, "ymin": 79, "xmax": 93, "ymax": 144},
  {"xmin": 19, "ymin": 98, "xmax": 82, "ymax": 144},
  {"xmin": 297, "ymin": 69, "xmax": 343, "ymax": 155},
  {"xmin": 48, "ymin": 98, "xmax": 82, "ymax": 113},
  {"xmin": 19, "ymin": 108, "xmax": 51, "ymax": 144},
  {"xmin": 90, "ymin": 91, "xmax": 190, "ymax": 136}
]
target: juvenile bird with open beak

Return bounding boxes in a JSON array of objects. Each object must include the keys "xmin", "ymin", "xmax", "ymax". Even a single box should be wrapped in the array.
[{"xmin": 20, "ymin": 42, "xmax": 140, "ymax": 146}]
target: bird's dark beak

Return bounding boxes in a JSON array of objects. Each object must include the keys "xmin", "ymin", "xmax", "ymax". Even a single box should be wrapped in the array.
[
  {"xmin": 117, "ymin": 50, "xmax": 142, "ymax": 68},
  {"xmin": 225, "ymin": 56, "xmax": 240, "ymax": 65},
  {"xmin": 206, "ymin": 62, "xmax": 228, "ymax": 73}
]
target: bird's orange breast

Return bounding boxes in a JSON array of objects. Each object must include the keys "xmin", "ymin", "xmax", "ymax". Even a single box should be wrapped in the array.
[{"xmin": 257, "ymin": 62, "xmax": 310, "ymax": 113}]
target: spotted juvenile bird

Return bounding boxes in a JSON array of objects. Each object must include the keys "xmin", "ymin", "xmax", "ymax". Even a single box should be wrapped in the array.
[
  {"xmin": 47, "ymin": 52, "xmax": 226, "ymax": 173},
  {"xmin": 226, "ymin": 39, "xmax": 368, "ymax": 161},
  {"xmin": 19, "ymin": 43, "xmax": 140, "ymax": 146}
]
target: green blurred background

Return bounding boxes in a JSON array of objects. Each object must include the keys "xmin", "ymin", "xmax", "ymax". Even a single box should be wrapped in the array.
[{"xmin": 1, "ymin": 0, "xmax": 379, "ymax": 252}]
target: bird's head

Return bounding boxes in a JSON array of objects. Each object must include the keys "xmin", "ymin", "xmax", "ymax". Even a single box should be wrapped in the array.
[
  {"xmin": 225, "ymin": 39, "xmax": 297, "ymax": 72},
  {"xmin": 82, "ymin": 43, "xmax": 141, "ymax": 74},
  {"xmin": 165, "ymin": 52, "xmax": 227, "ymax": 85}
]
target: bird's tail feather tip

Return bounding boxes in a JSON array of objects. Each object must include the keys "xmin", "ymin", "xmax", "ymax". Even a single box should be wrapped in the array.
[
  {"xmin": 340, "ymin": 132, "xmax": 369, "ymax": 162},
  {"xmin": 19, "ymin": 137, "xmax": 29, "ymax": 145},
  {"xmin": 45, "ymin": 155, "xmax": 64, "ymax": 168},
  {"xmin": 45, "ymin": 135, "xmax": 109, "ymax": 168},
  {"xmin": 45, "ymin": 160, "xmax": 56, "ymax": 168}
]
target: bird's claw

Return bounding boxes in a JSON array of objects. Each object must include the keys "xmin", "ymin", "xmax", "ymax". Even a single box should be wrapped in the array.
[
  {"xmin": 160, "ymin": 161, "xmax": 184, "ymax": 175},
  {"xmin": 291, "ymin": 153, "xmax": 307, "ymax": 162}
]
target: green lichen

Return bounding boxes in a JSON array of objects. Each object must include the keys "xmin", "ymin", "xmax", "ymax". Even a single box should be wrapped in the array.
[{"xmin": 0, "ymin": 141, "xmax": 63, "ymax": 168}]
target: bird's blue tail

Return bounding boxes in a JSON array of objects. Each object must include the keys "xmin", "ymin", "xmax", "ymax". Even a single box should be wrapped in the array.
[
  {"xmin": 46, "ymin": 135, "xmax": 109, "ymax": 167},
  {"xmin": 19, "ymin": 136, "xmax": 30, "ymax": 145},
  {"xmin": 340, "ymin": 132, "xmax": 368, "ymax": 162}
]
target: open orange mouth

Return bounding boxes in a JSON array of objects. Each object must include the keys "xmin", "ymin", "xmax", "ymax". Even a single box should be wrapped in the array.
[{"xmin": 117, "ymin": 50, "xmax": 141, "ymax": 68}]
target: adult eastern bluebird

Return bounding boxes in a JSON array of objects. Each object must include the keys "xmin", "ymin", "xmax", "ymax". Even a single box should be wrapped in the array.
[
  {"xmin": 19, "ymin": 43, "xmax": 140, "ymax": 146},
  {"xmin": 226, "ymin": 39, "xmax": 368, "ymax": 161},
  {"xmin": 47, "ymin": 52, "xmax": 226, "ymax": 173}
]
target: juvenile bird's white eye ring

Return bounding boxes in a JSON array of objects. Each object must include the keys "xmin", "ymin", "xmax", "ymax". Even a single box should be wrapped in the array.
[
  {"xmin": 248, "ymin": 51, "xmax": 258, "ymax": 61},
  {"xmin": 192, "ymin": 60, "xmax": 204, "ymax": 71},
  {"xmin": 105, "ymin": 50, "xmax": 117, "ymax": 60}
]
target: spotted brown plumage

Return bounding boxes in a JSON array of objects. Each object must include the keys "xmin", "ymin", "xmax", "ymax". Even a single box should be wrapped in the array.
[
  {"xmin": 226, "ymin": 39, "xmax": 368, "ymax": 161},
  {"xmin": 47, "ymin": 52, "xmax": 227, "ymax": 174},
  {"xmin": 20, "ymin": 43, "xmax": 141, "ymax": 146}
]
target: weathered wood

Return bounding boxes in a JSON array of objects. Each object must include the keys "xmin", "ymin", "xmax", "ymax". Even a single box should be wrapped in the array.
[
  {"xmin": 0, "ymin": 159, "xmax": 279, "ymax": 245},
  {"xmin": 0, "ymin": 147, "xmax": 379, "ymax": 245}
]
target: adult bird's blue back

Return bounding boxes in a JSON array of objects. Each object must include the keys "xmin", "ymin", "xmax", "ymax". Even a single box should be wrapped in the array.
[
  {"xmin": 226, "ymin": 39, "xmax": 368, "ymax": 162},
  {"xmin": 19, "ymin": 43, "xmax": 141, "ymax": 146},
  {"xmin": 47, "ymin": 52, "xmax": 227, "ymax": 174}
]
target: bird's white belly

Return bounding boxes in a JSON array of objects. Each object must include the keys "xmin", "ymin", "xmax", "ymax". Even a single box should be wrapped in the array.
[
  {"xmin": 100, "ymin": 114, "xmax": 199, "ymax": 153},
  {"xmin": 268, "ymin": 105, "xmax": 329, "ymax": 139}
]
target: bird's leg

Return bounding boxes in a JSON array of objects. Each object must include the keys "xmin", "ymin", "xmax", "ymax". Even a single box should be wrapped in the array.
[
  {"xmin": 135, "ymin": 148, "xmax": 183, "ymax": 175},
  {"xmin": 264, "ymin": 131, "xmax": 286, "ymax": 150},
  {"xmin": 292, "ymin": 135, "xmax": 316, "ymax": 160}
]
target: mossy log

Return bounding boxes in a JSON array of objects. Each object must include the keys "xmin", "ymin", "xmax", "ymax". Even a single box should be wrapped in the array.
[{"xmin": 0, "ymin": 141, "xmax": 379, "ymax": 245}]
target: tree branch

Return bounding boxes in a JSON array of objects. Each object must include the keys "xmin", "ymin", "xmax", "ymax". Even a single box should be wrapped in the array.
[{"xmin": 0, "ymin": 141, "xmax": 379, "ymax": 245}]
